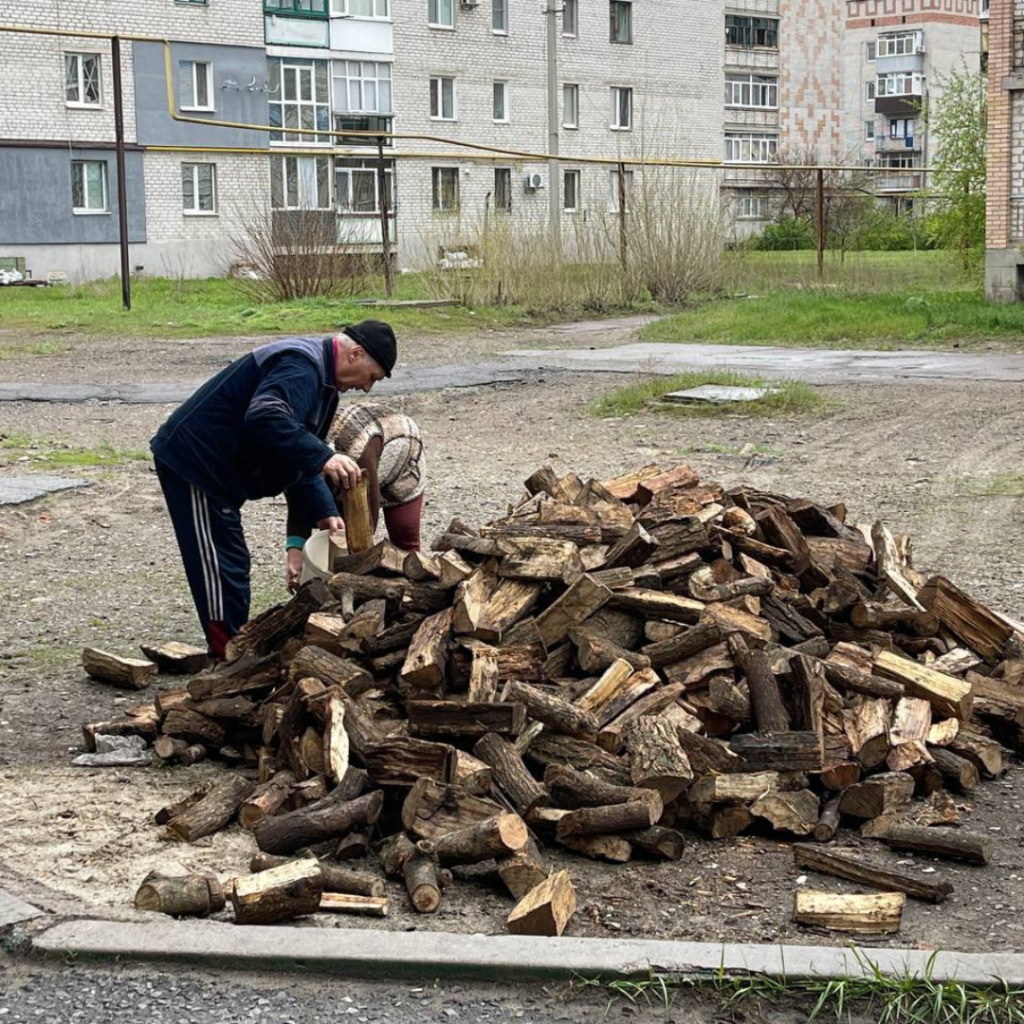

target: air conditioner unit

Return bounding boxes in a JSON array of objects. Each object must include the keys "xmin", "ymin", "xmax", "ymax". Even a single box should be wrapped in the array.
[{"xmin": 524, "ymin": 172, "xmax": 545, "ymax": 190}]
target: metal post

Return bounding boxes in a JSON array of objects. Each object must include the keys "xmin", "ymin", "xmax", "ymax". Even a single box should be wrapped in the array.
[
  {"xmin": 618, "ymin": 161, "xmax": 628, "ymax": 274},
  {"xmin": 546, "ymin": 2, "xmax": 561, "ymax": 254},
  {"xmin": 376, "ymin": 137, "xmax": 393, "ymax": 297},
  {"xmin": 816, "ymin": 167, "xmax": 825, "ymax": 281},
  {"xmin": 111, "ymin": 36, "xmax": 131, "ymax": 311}
]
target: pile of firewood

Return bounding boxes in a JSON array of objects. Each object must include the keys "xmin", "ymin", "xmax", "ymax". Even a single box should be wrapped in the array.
[{"xmin": 82, "ymin": 463, "xmax": 1024, "ymax": 936}]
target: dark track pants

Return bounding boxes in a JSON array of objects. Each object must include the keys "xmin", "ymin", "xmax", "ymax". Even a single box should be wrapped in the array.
[{"xmin": 155, "ymin": 461, "xmax": 251, "ymax": 660}]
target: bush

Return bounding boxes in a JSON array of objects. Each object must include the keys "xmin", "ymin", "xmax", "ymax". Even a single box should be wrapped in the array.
[
  {"xmin": 752, "ymin": 217, "xmax": 816, "ymax": 251},
  {"xmin": 855, "ymin": 213, "xmax": 935, "ymax": 252}
]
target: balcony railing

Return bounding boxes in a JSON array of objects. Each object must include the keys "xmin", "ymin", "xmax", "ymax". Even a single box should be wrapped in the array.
[
  {"xmin": 875, "ymin": 134, "xmax": 918, "ymax": 152},
  {"xmin": 334, "ymin": 114, "xmax": 393, "ymax": 147},
  {"xmin": 264, "ymin": 0, "xmax": 328, "ymax": 18},
  {"xmin": 873, "ymin": 171, "xmax": 923, "ymax": 192}
]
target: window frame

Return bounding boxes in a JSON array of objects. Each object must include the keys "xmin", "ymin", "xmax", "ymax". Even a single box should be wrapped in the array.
[
  {"xmin": 493, "ymin": 167, "xmax": 512, "ymax": 212},
  {"xmin": 334, "ymin": 60, "xmax": 393, "ymax": 115},
  {"xmin": 724, "ymin": 73, "xmax": 778, "ymax": 110},
  {"xmin": 736, "ymin": 194, "xmax": 768, "ymax": 220},
  {"xmin": 876, "ymin": 71, "xmax": 924, "ymax": 97},
  {"xmin": 610, "ymin": 86, "xmax": 632, "ymax": 130},
  {"xmin": 264, "ymin": 0, "xmax": 329, "ymax": 18},
  {"xmin": 492, "ymin": 0, "xmax": 508, "ymax": 34},
  {"xmin": 609, "ymin": 0, "xmax": 632, "ymax": 44},
  {"xmin": 71, "ymin": 159, "xmax": 109, "ymax": 214},
  {"xmin": 724, "ymin": 132, "xmax": 779, "ymax": 164},
  {"xmin": 865, "ymin": 80, "xmax": 876, "ymax": 101},
  {"xmin": 331, "ymin": 0, "xmax": 390, "ymax": 18},
  {"xmin": 181, "ymin": 162, "xmax": 218, "ymax": 216},
  {"xmin": 428, "ymin": 0, "xmax": 455, "ymax": 29},
  {"xmin": 877, "ymin": 31, "xmax": 917, "ymax": 57},
  {"xmin": 429, "ymin": 75, "xmax": 457, "ymax": 120},
  {"xmin": 270, "ymin": 154, "xmax": 332, "ymax": 210},
  {"xmin": 725, "ymin": 15, "xmax": 778, "ymax": 49},
  {"xmin": 562, "ymin": 0, "xmax": 578, "ymax": 36},
  {"xmin": 179, "ymin": 59, "xmax": 215, "ymax": 112},
  {"xmin": 866, "ymin": 41, "xmax": 877, "ymax": 62},
  {"xmin": 562, "ymin": 83, "xmax": 579, "ymax": 129},
  {"xmin": 335, "ymin": 158, "xmax": 394, "ymax": 215},
  {"xmin": 65, "ymin": 52, "xmax": 102, "ymax": 108},
  {"xmin": 563, "ymin": 168, "xmax": 580, "ymax": 212},
  {"xmin": 493, "ymin": 80, "xmax": 510, "ymax": 123},
  {"xmin": 609, "ymin": 167, "xmax": 633, "ymax": 213},
  {"xmin": 431, "ymin": 166, "xmax": 460, "ymax": 212},
  {"xmin": 268, "ymin": 58, "xmax": 332, "ymax": 145},
  {"xmin": 865, "ymin": 119, "xmax": 875, "ymax": 141}
]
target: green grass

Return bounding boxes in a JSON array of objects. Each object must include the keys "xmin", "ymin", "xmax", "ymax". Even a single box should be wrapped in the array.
[
  {"xmin": 0, "ymin": 339, "xmax": 71, "ymax": 359},
  {"xmin": 587, "ymin": 371, "xmax": 828, "ymax": 418},
  {"xmin": 951, "ymin": 472, "xmax": 1024, "ymax": 497},
  {"xmin": 0, "ymin": 433, "xmax": 150, "ymax": 468}
]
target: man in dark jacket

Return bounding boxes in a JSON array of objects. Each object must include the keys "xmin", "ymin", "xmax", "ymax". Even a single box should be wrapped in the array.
[{"xmin": 151, "ymin": 320, "xmax": 397, "ymax": 659}]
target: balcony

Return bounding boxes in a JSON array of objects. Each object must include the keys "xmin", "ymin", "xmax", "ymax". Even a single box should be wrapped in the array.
[
  {"xmin": 875, "ymin": 94, "xmax": 922, "ymax": 117},
  {"xmin": 873, "ymin": 171, "xmax": 923, "ymax": 192},
  {"xmin": 334, "ymin": 114, "xmax": 393, "ymax": 147},
  {"xmin": 876, "ymin": 53, "xmax": 924, "ymax": 74},
  {"xmin": 875, "ymin": 133, "xmax": 919, "ymax": 153},
  {"xmin": 264, "ymin": 0, "xmax": 328, "ymax": 17},
  {"xmin": 265, "ymin": 0, "xmax": 330, "ymax": 46}
]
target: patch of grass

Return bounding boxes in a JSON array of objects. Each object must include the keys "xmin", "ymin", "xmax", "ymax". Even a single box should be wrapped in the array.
[
  {"xmin": 0, "ymin": 434, "xmax": 151, "ymax": 468},
  {"xmin": 951, "ymin": 472, "xmax": 1024, "ymax": 497},
  {"xmin": 0, "ymin": 339, "xmax": 71, "ymax": 359},
  {"xmin": 645, "ymin": 287, "xmax": 1024, "ymax": 351},
  {"xmin": 587, "ymin": 371, "xmax": 827, "ymax": 418}
]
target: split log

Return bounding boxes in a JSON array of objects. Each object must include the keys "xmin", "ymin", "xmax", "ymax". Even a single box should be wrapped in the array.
[
  {"xmin": 920, "ymin": 575, "xmax": 1012, "ymax": 664},
  {"xmin": 839, "ymin": 772, "xmax": 914, "ymax": 820},
  {"xmin": 474, "ymin": 732, "xmax": 549, "ymax": 815},
  {"xmin": 230, "ymin": 857, "xmax": 323, "ymax": 924},
  {"xmin": 689, "ymin": 772, "xmax": 782, "ymax": 806},
  {"xmin": 162, "ymin": 708, "xmax": 227, "ymax": 751},
  {"xmin": 339, "ymin": 475, "xmax": 374, "ymax": 552},
  {"xmin": 889, "ymin": 697, "xmax": 933, "ymax": 746},
  {"xmin": 239, "ymin": 770, "xmax": 296, "ymax": 830},
  {"xmin": 813, "ymin": 794, "xmax": 842, "ymax": 842},
  {"xmin": 154, "ymin": 787, "xmax": 208, "ymax": 826},
  {"xmin": 401, "ymin": 777, "xmax": 502, "ymax": 839},
  {"xmin": 497, "ymin": 536, "xmax": 584, "ymax": 585},
  {"xmin": 609, "ymin": 588, "xmax": 704, "ymax": 624},
  {"xmin": 82, "ymin": 648, "xmax": 157, "ymax": 690},
  {"xmin": 433, "ymin": 812, "xmax": 529, "ymax": 865},
  {"xmin": 793, "ymin": 844, "xmax": 952, "ymax": 903},
  {"xmin": 946, "ymin": 730, "xmax": 1003, "ymax": 778},
  {"xmin": 333, "ymin": 540, "xmax": 406, "ymax": 577},
  {"xmin": 506, "ymin": 869, "xmax": 576, "ymax": 937},
  {"xmin": 466, "ymin": 642, "xmax": 500, "ymax": 702},
  {"xmin": 228, "ymin": 579, "xmax": 330, "ymax": 658},
  {"xmin": 544, "ymin": 765, "xmax": 662, "ymax": 816},
  {"xmin": 333, "ymin": 832, "xmax": 369, "ymax": 861},
  {"xmin": 360, "ymin": 738, "xmax": 454, "ymax": 787},
  {"xmin": 454, "ymin": 575, "xmax": 542, "ymax": 642},
  {"xmin": 591, "ymin": 668, "xmax": 659, "ymax": 729},
  {"xmin": 82, "ymin": 714, "xmax": 159, "ymax": 752},
  {"xmin": 249, "ymin": 852, "xmax": 384, "ymax": 897},
  {"xmin": 252, "ymin": 790, "xmax": 384, "ymax": 855},
  {"xmin": 627, "ymin": 716, "xmax": 693, "ymax": 802},
  {"xmin": 555, "ymin": 800, "xmax": 658, "ymax": 840},
  {"xmin": 140, "ymin": 642, "xmax": 208, "ymax": 675},
  {"xmin": 165, "ymin": 773, "xmax": 254, "ymax": 842},
  {"xmin": 874, "ymin": 651, "xmax": 972, "ymax": 720},
  {"xmin": 641, "ymin": 620, "xmax": 722, "ymax": 669},
  {"xmin": 597, "ymin": 683, "xmax": 687, "ymax": 753},
  {"xmin": 884, "ymin": 825, "xmax": 993, "ymax": 865},
  {"xmin": 575, "ymin": 658, "xmax": 635, "ymax": 715},
  {"xmin": 526, "ymin": 733, "xmax": 632, "ymax": 787},
  {"xmin": 558, "ymin": 833, "xmax": 633, "ymax": 862},
  {"xmin": 451, "ymin": 749, "xmax": 493, "ymax": 795},
  {"xmin": 790, "ymin": 655, "xmax": 826, "ymax": 736},
  {"xmin": 570, "ymin": 627, "xmax": 650, "ymax": 674},
  {"xmin": 134, "ymin": 873, "xmax": 225, "ymax": 917},
  {"xmin": 729, "ymin": 732, "xmax": 825, "ymax": 772},
  {"xmin": 496, "ymin": 838, "xmax": 549, "ymax": 899},
  {"xmin": 728, "ymin": 634, "xmax": 789, "ymax": 734},
  {"xmin": 320, "ymin": 893, "xmax": 389, "ymax": 916},
  {"xmin": 677, "ymin": 730, "xmax": 744, "ymax": 776},
  {"xmin": 503, "ymin": 681, "xmax": 599, "ymax": 739},
  {"xmin": 794, "ymin": 890, "xmax": 905, "ymax": 935},
  {"xmin": 750, "ymin": 789, "xmax": 819, "ymax": 835},
  {"xmin": 288, "ymin": 646, "xmax": 373, "ymax": 696},
  {"xmin": 407, "ymin": 700, "xmax": 525, "ymax": 739},
  {"xmin": 818, "ymin": 762, "xmax": 861, "ymax": 791},
  {"xmin": 823, "ymin": 661, "xmax": 904, "ymax": 701},
  {"xmin": 404, "ymin": 550, "xmax": 441, "ymax": 581},
  {"xmin": 397, "ymin": 607, "xmax": 453, "ymax": 694}
]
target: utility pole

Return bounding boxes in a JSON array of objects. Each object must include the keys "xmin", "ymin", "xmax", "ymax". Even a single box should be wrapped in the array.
[
  {"xmin": 546, "ymin": 2, "xmax": 561, "ymax": 254},
  {"xmin": 111, "ymin": 36, "xmax": 131, "ymax": 311}
]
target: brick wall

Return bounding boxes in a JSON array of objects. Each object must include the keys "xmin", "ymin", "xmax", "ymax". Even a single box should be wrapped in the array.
[{"xmin": 987, "ymin": 0, "xmax": 1014, "ymax": 249}]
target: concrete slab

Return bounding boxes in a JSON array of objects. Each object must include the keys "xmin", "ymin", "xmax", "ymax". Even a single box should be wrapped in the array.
[
  {"xmin": 0, "ymin": 887, "xmax": 43, "ymax": 928},
  {"xmin": 663, "ymin": 384, "xmax": 779, "ymax": 404},
  {"xmin": 32, "ymin": 919, "xmax": 1024, "ymax": 985},
  {"xmin": 0, "ymin": 475, "xmax": 91, "ymax": 506}
]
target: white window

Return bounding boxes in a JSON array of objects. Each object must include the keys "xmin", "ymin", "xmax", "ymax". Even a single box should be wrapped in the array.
[
  {"xmin": 182, "ymin": 162, "xmax": 217, "ymax": 214},
  {"xmin": 609, "ymin": 168, "xmax": 633, "ymax": 212},
  {"xmin": 270, "ymin": 155, "xmax": 332, "ymax": 209},
  {"xmin": 494, "ymin": 168, "xmax": 512, "ymax": 211},
  {"xmin": 611, "ymin": 86, "xmax": 632, "ymax": 130},
  {"xmin": 865, "ymin": 119, "xmax": 875, "ymax": 141},
  {"xmin": 179, "ymin": 60, "xmax": 214, "ymax": 112},
  {"xmin": 609, "ymin": 0, "xmax": 632, "ymax": 43},
  {"xmin": 71, "ymin": 160, "xmax": 108, "ymax": 213},
  {"xmin": 492, "ymin": 0, "xmax": 508, "ymax": 33},
  {"xmin": 430, "ymin": 76, "xmax": 456, "ymax": 119},
  {"xmin": 562, "ymin": 0, "xmax": 578, "ymax": 36},
  {"xmin": 724, "ymin": 73, "xmax": 778, "ymax": 109},
  {"xmin": 493, "ymin": 80, "xmax": 509, "ymax": 122},
  {"xmin": 334, "ymin": 61, "xmax": 392, "ymax": 114},
  {"xmin": 876, "ymin": 71, "xmax": 924, "ymax": 97},
  {"xmin": 428, "ymin": 0, "xmax": 454, "ymax": 27},
  {"xmin": 877, "ymin": 32, "xmax": 919, "ymax": 57},
  {"xmin": 268, "ymin": 59, "xmax": 331, "ymax": 144},
  {"xmin": 432, "ymin": 166, "xmax": 459, "ymax": 211},
  {"xmin": 724, "ymin": 133, "xmax": 779, "ymax": 163},
  {"xmin": 332, "ymin": 0, "xmax": 390, "ymax": 17},
  {"xmin": 336, "ymin": 158, "xmax": 393, "ymax": 213},
  {"xmin": 563, "ymin": 169, "xmax": 580, "ymax": 212},
  {"xmin": 865, "ymin": 80, "xmax": 876, "ymax": 101},
  {"xmin": 737, "ymin": 194, "xmax": 768, "ymax": 220},
  {"xmin": 563, "ymin": 83, "xmax": 579, "ymax": 128},
  {"xmin": 866, "ymin": 41, "xmax": 876, "ymax": 61},
  {"xmin": 883, "ymin": 153, "xmax": 918, "ymax": 169},
  {"xmin": 65, "ymin": 52, "xmax": 101, "ymax": 107},
  {"xmin": 889, "ymin": 118, "xmax": 915, "ymax": 138}
]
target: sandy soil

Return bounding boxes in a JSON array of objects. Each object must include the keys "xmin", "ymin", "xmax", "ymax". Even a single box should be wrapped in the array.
[{"xmin": 1, "ymin": 339, "xmax": 1023, "ymax": 953}]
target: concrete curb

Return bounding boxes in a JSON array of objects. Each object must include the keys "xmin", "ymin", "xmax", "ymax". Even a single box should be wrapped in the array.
[{"xmin": 32, "ymin": 919, "xmax": 1024, "ymax": 986}]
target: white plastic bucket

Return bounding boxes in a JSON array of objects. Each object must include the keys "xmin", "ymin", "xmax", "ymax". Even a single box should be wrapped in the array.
[{"xmin": 300, "ymin": 529, "xmax": 348, "ymax": 584}]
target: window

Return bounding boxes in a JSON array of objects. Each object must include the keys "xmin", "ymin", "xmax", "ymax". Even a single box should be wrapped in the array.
[
  {"xmin": 877, "ymin": 32, "xmax": 919, "ymax": 57},
  {"xmin": 724, "ymin": 73, "xmax": 778, "ymax": 109},
  {"xmin": 865, "ymin": 80, "xmax": 876, "ymax": 101},
  {"xmin": 71, "ymin": 160, "xmax": 108, "ymax": 213},
  {"xmin": 737, "ymin": 194, "xmax": 768, "ymax": 220},
  {"xmin": 334, "ymin": 61, "xmax": 392, "ymax": 113},
  {"xmin": 876, "ymin": 71, "xmax": 924, "ymax": 96},
  {"xmin": 725, "ymin": 15, "xmax": 778, "ymax": 49},
  {"xmin": 889, "ymin": 118, "xmax": 915, "ymax": 138},
  {"xmin": 865, "ymin": 120, "xmax": 875, "ymax": 141},
  {"xmin": 610, "ymin": 1, "xmax": 632, "ymax": 43},
  {"xmin": 432, "ymin": 167, "xmax": 459, "ymax": 211},
  {"xmin": 866, "ymin": 41, "xmax": 876, "ymax": 61},
  {"xmin": 430, "ymin": 76, "xmax": 456, "ymax": 119},
  {"xmin": 336, "ymin": 158, "xmax": 393, "ymax": 213},
  {"xmin": 563, "ymin": 169, "xmax": 580, "ymax": 212},
  {"xmin": 883, "ymin": 153, "xmax": 919, "ymax": 169},
  {"xmin": 724, "ymin": 133, "xmax": 779, "ymax": 163},
  {"xmin": 177, "ymin": 0, "xmax": 209, "ymax": 5},
  {"xmin": 493, "ymin": 80, "xmax": 509, "ymax": 122},
  {"xmin": 611, "ymin": 86, "xmax": 632, "ymax": 129},
  {"xmin": 65, "ymin": 53, "xmax": 101, "ymax": 107},
  {"xmin": 182, "ymin": 162, "xmax": 217, "ymax": 214},
  {"xmin": 332, "ymin": 0, "xmax": 390, "ymax": 16},
  {"xmin": 609, "ymin": 168, "xmax": 633, "ymax": 212},
  {"xmin": 562, "ymin": 0, "xmax": 578, "ymax": 36},
  {"xmin": 492, "ymin": 0, "xmax": 507, "ymax": 33},
  {"xmin": 428, "ymin": 0, "xmax": 454, "ymax": 27},
  {"xmin": 494, "ymin": 168, "xmax": 512, "ymax": 212},
  {"xmin": 270, "ymin": 155, "xmax": 331, "ymax": 209},
  {"xmin": 264, "ymin": 0, "xmax": 328, "ymax": 15},
  {"xmin": 563, "ymin": 83, "xmax": 579, "ymax": 128},
  {"xmin": 179, "ymin": 60, "xmax": 213, "ymax": 111},
  {"xmin": 268, "ymin": 59, "xmax": 331, "ymax": 144}
]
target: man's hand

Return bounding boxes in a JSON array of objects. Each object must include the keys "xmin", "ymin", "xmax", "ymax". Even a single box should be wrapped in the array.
[
  {"xmin": 285, "ymin": 547, "xmax": 304, "ymax": 593},
  {"xmin": 322, "ymin": 454, "xmax": 362, "ymax": 493}
]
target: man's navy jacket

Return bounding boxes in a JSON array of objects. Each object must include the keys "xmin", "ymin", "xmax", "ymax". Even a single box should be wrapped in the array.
[{"xmin": 151, "ymin": 336, "xmax": 339, "ymax": 531}]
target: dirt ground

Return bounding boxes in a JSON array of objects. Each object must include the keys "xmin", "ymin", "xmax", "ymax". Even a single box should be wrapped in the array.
[{"xmin": 1, "ymin": 326, "xmax": 1023, "ymax": 954}]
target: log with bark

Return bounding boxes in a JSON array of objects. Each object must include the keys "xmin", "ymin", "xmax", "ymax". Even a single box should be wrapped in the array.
[
  {"xmin": 792, "ymin": 844, "xmax": 953, "ymax": 903},
  {"xmin": 231, "ymin": 857, "xmax": 323, "ymax": 925}
]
